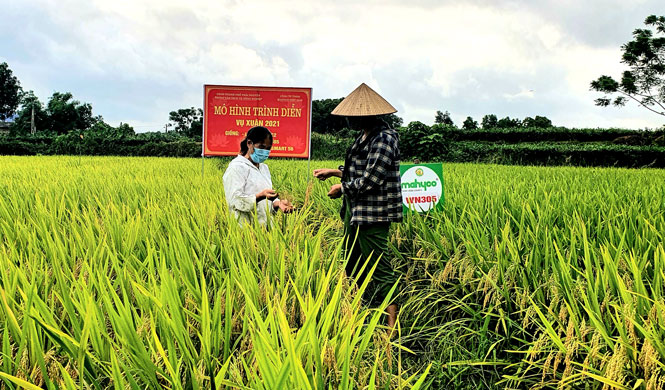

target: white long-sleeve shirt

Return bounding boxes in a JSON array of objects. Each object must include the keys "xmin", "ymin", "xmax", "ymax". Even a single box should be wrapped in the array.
[{"xmin": 222, "ymin": 155, "xmax": 278, "ymax": 226}]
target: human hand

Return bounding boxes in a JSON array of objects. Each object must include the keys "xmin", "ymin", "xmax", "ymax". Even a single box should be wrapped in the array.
[
  {"xmin": 313, "ymin": 168, "xmax": 340, "ymax": 181},
  {"xmin": 274, "ymin": 199, "xmax": 295, "ymax": 213},
  {"xmin": 327, "ymin": 184, "xmax": 342, "ymax": 199},
  {"xmin": 257, "ymin": 188, "xmax": 278, "ymax": 202}
]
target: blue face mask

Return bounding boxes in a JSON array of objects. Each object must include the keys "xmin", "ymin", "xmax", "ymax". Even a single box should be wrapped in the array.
[{"xmin": 250, "ymin": 147, "xmax": 270, "ymax": 163}]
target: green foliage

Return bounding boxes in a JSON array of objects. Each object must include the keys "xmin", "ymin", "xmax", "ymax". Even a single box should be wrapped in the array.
[
  {"xmin": 400, "ymin": 121, "xmax": 455, "ymax": 160},
  {"xmin": 400, "ymin": 121, "xmax": 431, "ymax": 158},
  {"xmin": 0, "ymin": 62, "xmax": 22, "ymax": 121},
  {"xmin": 168, "ymin": 107, "xmax": 202, "ymax": 139},
  {"xmin": 434, "ymin": 110, "xmax": 454, "ymax": 127},
  {"xmin": 312, "ymin": 98, "xmax": 347, "ymax": 134},
  {"xmin": 85, "ymin": 121, "xmax": 134, "ymax": 138},
  {"xmin": 496, "ymin": 116, "xmax": 521, "ymax": 128},
  {"xmin": 312, "ymin": 123, "xmax": 665, "ymax": 167},
  {"xmin": 467, "ymin": 114, "xmax": 552, "ymax": 130},
  {"xmin": 481, "ymin": 114, "xmax": 498, "ymax": 129},
  {"xmin": 462, "ymin": 116, "xmax": 478, "ymax": 130},
  {"xmin": 452, "ymin": 141, "xmax": 665, "ymax": 167},
  {"xmin": 522, "ymin": 115, "xmax": 553, "ymax": 128},
  {"xmin": 311, "ymin": 133, "xmax": 353, "ymax": 159},
  {"xmin": 383, "ymin": 112, "xmax": 404, "ymax": 129},
  {"xmin": 10, "ymin": 91, "xmax": 97, "ymax": 134},
  {"xmin": 115, "ymin": 122, "xmax": 136, "ymax": 137},
  {"xmin": 46, "ymin": 92, "xmax": 95, "ymax": 134},
  {"xmin": 591, "ymin": 15, "xmax": 665, "ymax": 117},
  {"xmin": 9, "ymin": 91, "xmax": 49, "ymax": 134},
  {"xmin": 416, "ymin": 125, "xmax": 662, "ymax": 143},
  {"xmin": 0, "ymin": 131, "xmax": 200, "ymax": 157},
  {"xmin": 1, "ymin": 123, "xmax": 664, "ymax": 168}
]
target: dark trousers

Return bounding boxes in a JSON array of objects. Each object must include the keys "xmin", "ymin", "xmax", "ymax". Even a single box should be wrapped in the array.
[{"xmin": 343, "ymin": 203, "xmax": 398, "ymax": 306}]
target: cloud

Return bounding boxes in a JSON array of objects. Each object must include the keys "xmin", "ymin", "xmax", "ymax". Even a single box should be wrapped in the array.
[{"xmin": 504, "ymin": 89, "xmax": 535, "ymax": 100}]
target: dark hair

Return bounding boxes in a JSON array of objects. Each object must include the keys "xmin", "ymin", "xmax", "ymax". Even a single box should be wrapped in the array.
[{"xmin": 240, "ymin": 126, "xmax": 273, "ymax": 155}]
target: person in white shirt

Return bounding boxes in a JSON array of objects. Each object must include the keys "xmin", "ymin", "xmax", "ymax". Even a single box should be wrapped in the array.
[{"xmin": 223, "ymin": 126, "xmax": 294, "ymax": 227}]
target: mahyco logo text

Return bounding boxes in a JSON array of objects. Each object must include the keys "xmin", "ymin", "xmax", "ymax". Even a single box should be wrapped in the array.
[
  {"xmin": 400, "ymin": 166, "xmax": 442, "ymax": 212},
  {"xmin": 401, "ymin": 178, "xmax": 438, "ymax": 190}
]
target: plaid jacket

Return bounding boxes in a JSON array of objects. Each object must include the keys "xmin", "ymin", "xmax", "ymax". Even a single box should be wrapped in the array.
[{"xmin": 340, "ymin": 127, "xmax": 403, "ymax": 225}]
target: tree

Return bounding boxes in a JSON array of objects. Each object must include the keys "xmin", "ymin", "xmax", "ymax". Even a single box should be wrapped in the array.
[
  {"xmin": 116, "ymin": 123, "xmax": 135, "ymax": 137},
  {"xmin": 462, "ymin": 116, "xmax": 478, "ymax": 130},
  {"xmin": 497, "ymin": 116, "xmax": 521, "ymax": 128},
  {"xmin": 47, "ymin": 92, "xmax": 95, "ymax": 134},
  {"xmin": 400, "ymin": 121, "xmax": 450, "ymax": 159},
  {"xmin": 312, "ymin": 98, "xmax": 347, "ymax": 134},
  {"xmin": 0, "ymin": 62, "xmax": 22, "ymax": 121},
  {"xmin": 591, "ymin": 15, "xmax": 665, "ymax": 117},
  {"xmin": 169, "ymin": 107, "xmax": 203, "ymax": 138},
  {"xmin": 10, "ymin": 91, "xmax": 48, "ymax": 134},
  {"xmin": 434, "ymin": 110, "xmax": 454, "ymax": 126},
  {"xmin": 383, "ymin": 113, "xmax": 404, "ymax": 129},
  {"xmin": 10, "ymin": 91, "xmax": 98, "ymax": 135},
  {"xmin": 86, "ymin": 121, "xmax": 135, "ymax": 138},
  {"xmin": 481, "ymin": 114, "xmax": 498, "ymax": 129},
  {"xmin": 523, "ymin": 115, "xmax": 553, "ymax": 128}
]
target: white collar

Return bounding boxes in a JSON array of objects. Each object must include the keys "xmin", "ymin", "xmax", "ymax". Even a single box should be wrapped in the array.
[{"xmin": 233, "ymin": 155, "xmax": 261, "ymax": 170}]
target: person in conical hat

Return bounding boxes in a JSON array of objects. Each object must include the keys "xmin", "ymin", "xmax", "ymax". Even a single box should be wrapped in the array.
[{"xmin": 313, "ymin": 83, "xmax": 402, "ymax": 333}]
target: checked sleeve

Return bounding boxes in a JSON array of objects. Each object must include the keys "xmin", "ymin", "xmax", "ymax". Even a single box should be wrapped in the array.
[{"xmin": 341, "ymin": 134, "xmax": 396, "ymax": 199}]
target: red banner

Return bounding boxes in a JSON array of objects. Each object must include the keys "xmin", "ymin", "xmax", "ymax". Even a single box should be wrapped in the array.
[{"xmin": 203, "ymin": 85, "xmax": 312, "ymax": 158}]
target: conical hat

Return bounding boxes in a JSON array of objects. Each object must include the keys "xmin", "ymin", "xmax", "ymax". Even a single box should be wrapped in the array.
[{"xmin": 331, "ymin": 83, "xmax": 397, "ymax": 116}]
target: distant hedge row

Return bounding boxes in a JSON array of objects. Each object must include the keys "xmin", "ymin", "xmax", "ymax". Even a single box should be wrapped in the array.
[
  {"xmin": 0, "ymin": 132, "xmax": 355, "ymax": 159},
  {"xmin": 2, "ymin": 124, "xmax": 665, "ymax": 168},
  {"xmin": 446, "ymin": 142, "xmax": 665, "ymax": 168},
  {"xmin": 309, "ymin": 136, "xmax": 665, "ymax": 168},
  {"xmin": 430, "ymin": 125, "xmax": 665, "ymax": 144},
  {"xmin": 0, "ymin": 133, "xmax": 201, "ymax": 157},
  {"xmin": 393, "ymin": 121, "xmax": 665, "ymax": 167}
]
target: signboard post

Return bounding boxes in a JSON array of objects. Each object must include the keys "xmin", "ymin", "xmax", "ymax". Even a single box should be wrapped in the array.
[
  {"xmin": 400, "ymin": 163, "xmax": 445, "ymax": 213},
  {"xmin": 203, "ymin": 85, "xmax": 312, "ymax": 158}
]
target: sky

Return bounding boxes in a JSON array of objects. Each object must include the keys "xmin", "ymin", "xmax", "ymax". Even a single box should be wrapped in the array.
[{"xmin": 1, "ymin": 0, "xmax": 664, "ymax": 131}]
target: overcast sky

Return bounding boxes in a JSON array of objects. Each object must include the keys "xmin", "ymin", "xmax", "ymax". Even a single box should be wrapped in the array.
[{"xmin": 1, "ymin": 0, "xmax": 663, "ymax": 131}]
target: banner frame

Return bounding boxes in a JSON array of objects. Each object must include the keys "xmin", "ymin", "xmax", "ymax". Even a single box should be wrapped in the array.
[{"xmin": 202, "ymin": 84, "xmax": 312, "ymax": 158}]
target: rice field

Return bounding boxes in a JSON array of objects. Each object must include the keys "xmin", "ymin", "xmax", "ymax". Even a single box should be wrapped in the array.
[{"xmin": 0, "ymin": 156, "xmax": 664, "ymax": 389}]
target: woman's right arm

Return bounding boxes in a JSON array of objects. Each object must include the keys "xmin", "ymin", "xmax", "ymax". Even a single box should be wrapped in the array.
[{"xmin": 223, "ymin": 167, "xmax": 256, "ymax": 212}]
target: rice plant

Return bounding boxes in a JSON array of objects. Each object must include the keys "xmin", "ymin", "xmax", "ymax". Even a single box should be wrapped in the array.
[
  {"xmin": 0, "ymin": 156, "xmax": 428, "ymax": 389},
  {"xmin": 0, "ymin": 156, "xmax": 664, "ymax": 389}
]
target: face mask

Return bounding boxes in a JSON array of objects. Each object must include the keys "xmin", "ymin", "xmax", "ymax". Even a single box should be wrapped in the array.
[{"xmin": 250, "ymin": 148, "xmax": 270, "ymax": 163}]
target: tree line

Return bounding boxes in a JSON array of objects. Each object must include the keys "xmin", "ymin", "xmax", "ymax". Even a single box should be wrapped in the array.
[
  {"xmin": 0, "ymin": 62, "xmax": 203, "ymax": 139},
  {"xmin": 0, "ymin": 65, "xmax": 555, "ymax": 140},
  {"xmin": 434, "ymin": 110, "xmax": 553, "ymax": 130}
]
